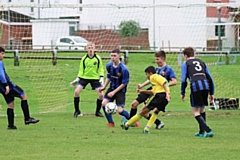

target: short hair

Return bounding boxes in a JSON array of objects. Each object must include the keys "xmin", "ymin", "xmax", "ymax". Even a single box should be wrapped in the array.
[
  {"xmin": 182, "ymin": 47, "xmax": 194, "ymax": 57},
  {"xmin": 87, "ymin": 42, "xmax": 95, "ymax": 47},
  {"xmin": 111, "ymin": 49, "xmax": 120, "ymax": 54},
  {"xmin": 145, "ymin": 66, "xmax": 156, "ymax": 74},
  {"xmin": 155, "ymin": 50, "xmax": 166, "ymax": 59},
  {"xmin": 0, "ymin": 46, "xmax": 5, "ymax": 53}
]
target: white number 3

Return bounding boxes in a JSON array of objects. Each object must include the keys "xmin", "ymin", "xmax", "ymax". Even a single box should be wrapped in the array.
[{"xmin": 193, "ymin": 61, "xmax": 202, "ymax": 71}]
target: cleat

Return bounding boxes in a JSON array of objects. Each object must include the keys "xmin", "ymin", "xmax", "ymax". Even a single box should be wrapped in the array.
[
  {"xmin": 73, "ymin": 111, "xmax": 83, "ymax": 118},
  {"xmin": 195, "ymin": 132, "xmax": 205, "ymax": 137},
  {"xmin": 121, "ymin": 116, "xmax": 127, "ymax": 123},
  {"xmin": 7, "ymin": 125, "xmax": 17, "ymax": 130},
  {"xmin": 107, "ymin": 123, "xmax": 115, "ymax": 127},
  {"xmin": 155, "ymin": 121, "xmax": 165, "ymax": 130},
  {"xmin": 25, "ymin": 117, "xmax": 39, "ymax": 125},
  {"xmin": 95, "ymin": 112, "xmax": 104, "ymax": 117},
  {"xmin": 143, "ymin": 130, "xmax": 149, "ymax": 134},
  {"xmin": 131, "ymin": 122, "xmax": 140, "ymax": 127},
  {"xmin": 121, "ymin": 122, "xmax": 129, "ymax": 130},
  {"xmin": 204, "ymin": 131, "xmax": 214, "ymax": 138}
]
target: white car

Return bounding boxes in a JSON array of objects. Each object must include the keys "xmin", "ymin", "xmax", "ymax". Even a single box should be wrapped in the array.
[{"xmin": 56, "ymin": 36, "xmax": 88, "ymax": 50}]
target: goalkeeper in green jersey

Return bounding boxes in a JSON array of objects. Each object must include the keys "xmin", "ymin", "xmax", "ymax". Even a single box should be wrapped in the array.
[{"xmin": 70, "ymin": 42, "xmax": 105, "ymax": 118}]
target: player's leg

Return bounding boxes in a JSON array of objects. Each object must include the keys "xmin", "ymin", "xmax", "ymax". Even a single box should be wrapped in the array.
[
  {"xmin": 73, "ymin": 79, "xmax": 86, "ymax": 117},
  {"xmin": 115, "ymin": 92, "xmax": 130, "ymax": 120},
  {"xmin": 20, "ymin": 93, "xmax": 39, "ymax": 125},
  {"xmin": 102, "ymin": 98, "xmax": 114, "ymax": 127},
  {"xmin": 122, "ymin": 105, "xmax": 148, "ymax": 130},
  {"xmin": 92, "ymin": 80, "xmax": 104, "ymax": 117},
  {"xmin": 3, "ymin": 93, "xmax": 17, "ymax": 129},
  {"xmin": 130, "ymin": 87, "xmax": 152, "ymax": 118},
  {"xmin": 191, "ymin": 91, "xmax": 213, "ymax": 138},
  {"xmin": 11, "ymin": 85, "xmax": 39, "ymax": 125},
  {"xmin": 143, "ymin": 93, "xmax": 168, "ymax": 134},
  {"xmin": 144, "ymin": 109, "xmax": 164, "ymax": 130}
]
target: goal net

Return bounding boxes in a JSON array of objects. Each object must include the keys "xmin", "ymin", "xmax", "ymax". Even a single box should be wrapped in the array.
[{"xmin": 0, "ymin": 2, "xmax": 239, "ymax": 116}]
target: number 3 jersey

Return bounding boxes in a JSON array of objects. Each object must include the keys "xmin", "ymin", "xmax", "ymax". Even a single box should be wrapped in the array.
[{"xmin": 181, "ymin": 58, "xmax": 214, "ymax": 95}]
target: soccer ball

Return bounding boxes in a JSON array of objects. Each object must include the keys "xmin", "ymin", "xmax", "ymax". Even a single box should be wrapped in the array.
[{"xmin": 105, "ymin": 102, "xmax": 117, "ymax": 114}]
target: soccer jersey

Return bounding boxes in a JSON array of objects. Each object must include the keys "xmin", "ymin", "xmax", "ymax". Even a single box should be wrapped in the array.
[
  {"xmin": 155, "ymin": 65, "xmax": 176, "ymax": 82},
  {"xmin": 181, "ymin": 58, "xmax": 214, "ymax": 95},
  {"xmin": 106, "ymin": 62, "xmax": 129, "ymax": 93},
  {"xmin": 0, "ymin": 61, "xmax": 16, "ymax": 92},
  {"xmin": 150, "ymin": 74, "xmax": 170, "ymax": 94},
  {"xmin": 78, "ymin": 54, "xmax": 104, "ymax": 80}
]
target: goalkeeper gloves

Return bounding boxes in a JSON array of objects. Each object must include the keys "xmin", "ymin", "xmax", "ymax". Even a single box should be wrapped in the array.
[
  {"xmin": 99, "ymin": 76, "xmax": 104, "ymax": 86},
  {"xmin": 70, "ymin": 77, "xmax": 80, "ymax": 88}
]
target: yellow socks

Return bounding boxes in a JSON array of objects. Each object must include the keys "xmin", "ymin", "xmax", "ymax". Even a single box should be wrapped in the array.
[
  {"xmin": 127, "ymin": 114, "xmax": 142, "ymax": 126},
  {"xmin": 144, "ymin": 113, "xmax": 157, "ymax": 131}
]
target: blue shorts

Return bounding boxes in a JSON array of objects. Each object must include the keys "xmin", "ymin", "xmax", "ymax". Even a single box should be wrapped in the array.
[{"xmin": 1, "ymin": 85, "xmax": 25, "ymax": 104}]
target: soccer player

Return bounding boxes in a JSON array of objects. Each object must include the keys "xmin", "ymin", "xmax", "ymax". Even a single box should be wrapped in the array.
[
  {"xmin": 0, "ymin": 47, "xmax": 39, "ymax": 130},
  {"xmin": 181, "ymin": 47, "xmax": 214, "ymax": 138},
  {"xmin": 70, "ymin": 42, "xmax": 104, "ymax": 118},
  {"xmin": 121, "ymin": 66, "xmax": 170, "ymax": 134},
  {"xmin": 98, "ymin": 49, "xmax": 132, "ymax": 127},
  {"xmin": 128, "ymin": 50, "xmax": 177, "ymax": 129}
]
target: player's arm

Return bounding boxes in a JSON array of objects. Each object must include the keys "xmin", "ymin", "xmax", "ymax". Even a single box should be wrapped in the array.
[
  {"xmin": 70, "ymin": 57, "xmax": 84, "ymax": 87},
  {"xmin": 98, "ymin": 56, "xmax": 105, "ymax": 85},
  {"xmin": 137, "ymin": 89, "xmax": 153, "ymax": 95},
  {"xmin": 77, "ymin": 56, "xmax": 85, "ymax": 78},
  {"xmin": 180, "ymin": 63, "xmax": 188, "ymax": 100},
  {"xmin": 163, "ymin": 82, "xmax": 170, "ymax": 102},
  {"xmin": 100, "ymin": 77, "xmax": 110, "ymax": 91},
  {"xmin": 138, "ymin": 79, "xmax": 150, "ymax": 89},
  {"xmin": 169, "ymin": 77, "xmax": 177, "ymax": 87},
  {"xmin": 205, "ymin": 66, "xmax": 215, "ymax": 103},
  {"xmin": 0, "ymin": 62, "xmax": 9, "ymax": 94},
  {"xmin": 168, "ymin": 68, "xmax": 177, "ymax": 87}
]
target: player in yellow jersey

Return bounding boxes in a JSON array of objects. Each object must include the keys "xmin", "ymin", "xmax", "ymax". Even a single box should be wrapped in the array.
[{"xmin": 121, "ymin": 66, "xmax": 170, "ymax": 134}]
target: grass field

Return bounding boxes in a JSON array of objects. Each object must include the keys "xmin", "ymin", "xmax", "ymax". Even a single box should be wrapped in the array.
[{"xmin": 0, "ymin": 51, "xmax": 239, "ymax": 159}]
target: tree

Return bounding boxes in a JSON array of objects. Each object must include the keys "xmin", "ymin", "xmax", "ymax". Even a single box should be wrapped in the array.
[
  {"xmin": 119, "ymin": 20, "xmax": 140, "ymax": 37},
  {"xmin": 118, "ymin": 20, "xmax": 140, "ymax": 49}
]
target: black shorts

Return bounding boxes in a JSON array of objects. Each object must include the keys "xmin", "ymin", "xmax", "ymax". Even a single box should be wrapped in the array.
[
  {"xmin": 190, "ymin": 90, "xmax": 209, "ymax": 108},
  {"xmin": 1, "ymin": 85, "xmax": 24, "ymax": 104},
  {"xmin": 136, "ymin": 87, "xmax": 152, "ymax": 104},
  {"xmin": 78, "ymin": 78, "xmax": 101, "ymax": 90},
  {"xmin": 145, "ymin": 93, "xmax": 168, "ymax": 112},
  {"xmin": 104, "ymin": 88, "xmax": 126, "ymax": 107}
]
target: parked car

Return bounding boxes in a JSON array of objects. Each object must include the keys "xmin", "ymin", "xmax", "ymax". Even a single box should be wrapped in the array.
[{"xmin": 56, "ymin": 36, "xmax": 88, "ymax": 50}]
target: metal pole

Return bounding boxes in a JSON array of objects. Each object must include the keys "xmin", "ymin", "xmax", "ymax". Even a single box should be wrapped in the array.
[
  {"xmin": 153, "ymin": 0, "xmax": 155, "ymax": 51},
  {"xmin": 217, "ymin": 7, "xmax": 221, "ymax": 51},
  {"xmin": 8, "ymin": 6, "xmax": 10, "ymax": 49},
  {"xmin": 38, "ymin": 0, "xmax": 40, "ymax": 19}
]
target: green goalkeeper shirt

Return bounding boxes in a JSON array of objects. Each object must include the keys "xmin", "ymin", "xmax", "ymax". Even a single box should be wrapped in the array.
[{"xmin": 77, "ymin": 54, "xmax": 104, "ymax": 80}]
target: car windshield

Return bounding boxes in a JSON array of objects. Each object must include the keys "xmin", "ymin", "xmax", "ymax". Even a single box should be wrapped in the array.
[{"xmin": 73, "ymin": 37, "xmax": 88, "ymax": 43}]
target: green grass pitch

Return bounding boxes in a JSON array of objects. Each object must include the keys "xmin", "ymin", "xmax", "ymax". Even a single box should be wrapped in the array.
[{"xmin": 0, "ymin": 52, "xmax": 239, "ymax": 159}]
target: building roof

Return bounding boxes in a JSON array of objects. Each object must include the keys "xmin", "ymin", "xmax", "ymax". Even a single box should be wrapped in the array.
[{"xmin": 0, "ymin": 10, "xmax": 35, "ymax": 23}]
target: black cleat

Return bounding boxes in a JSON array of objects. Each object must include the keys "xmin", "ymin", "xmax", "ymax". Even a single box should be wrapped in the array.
[
  {"xmin": 25, "ymin": 117, "xmax": 40, "ymax": 125},
  {"xmin": 73, "ymin": 111, "xmax": 83, "ymax": 118},
  {"xmin": 95, "ymin": 112, "xmax": 104, "ymax": 117},
  {"xmin": 7, "ymin": 125, "xmax": 17, "ymax": 130}
]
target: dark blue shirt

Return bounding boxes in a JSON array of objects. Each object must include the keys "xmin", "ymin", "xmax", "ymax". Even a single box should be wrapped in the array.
[
  {"xmin": 155, "ymin": 65, "xmax": 176, "ymax": 82},
  {"xmin": 106, "ymin": 62, "xmax": 129, "ymax": 93},
  {"xmin": 181, "ymin": 58, "xmax": 214, "ymax": 95},
  {"xmin": 0, "ymin": 61, "xmax": 16, "ymax": 92}
]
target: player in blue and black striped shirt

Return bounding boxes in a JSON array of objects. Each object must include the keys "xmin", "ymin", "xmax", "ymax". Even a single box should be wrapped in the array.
[
  {"xmin": 181, "ymin": 47, "xmax": 214, "ymax": 138},
  {"xmin": 98, "ymin": 49, "xmax": 132, "ymax": 127}
]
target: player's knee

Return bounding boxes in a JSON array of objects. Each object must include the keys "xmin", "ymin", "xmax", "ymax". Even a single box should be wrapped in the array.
[{"xmin": 131, "ymin": 100, "xmax": 139, "ymax": 109}]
